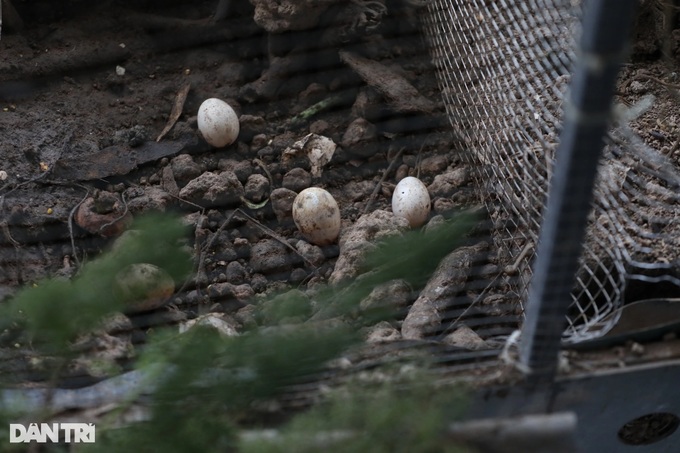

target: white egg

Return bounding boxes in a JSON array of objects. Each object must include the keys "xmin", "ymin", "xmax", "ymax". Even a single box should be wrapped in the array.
[
  {"xmin": 292, "ymin": 188, "xmax": 341, "ymax": 246},
  {"xmin": 392, "ymin": 176, "xmax": 431, "ymax": 228},
  {"xmin": 197, "ymin": 98, "xmax": 240, "ymax": 148}
]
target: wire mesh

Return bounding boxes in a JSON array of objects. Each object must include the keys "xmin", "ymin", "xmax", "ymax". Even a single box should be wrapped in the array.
[{"xmin": 421, "ymin": 0, "xmax": 680, "ymax": 343}]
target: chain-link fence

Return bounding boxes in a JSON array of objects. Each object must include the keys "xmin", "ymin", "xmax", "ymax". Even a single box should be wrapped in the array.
[{"xmin": 421, "ymin": 0, "xmax": 680, "ymax": 345}]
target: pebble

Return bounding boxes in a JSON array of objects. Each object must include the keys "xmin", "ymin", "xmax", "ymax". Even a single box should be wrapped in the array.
[
  {"xmin": 427, "ymin": 166, "xmax": 469, "ymax": 198},
  {"xmin": 366, "ymin": 321, "xmax": 402, "ymax": 343},
  {"xmin": 251, "ymin": 133, "xmax": 269, "ymax": 150},
  {"xmin": 295, "ymin": 240, "xmax": 326, "ymax": 267},
  {"xmin": 250, "ymin": 273, "xmax": 268, "ymax": 293},
  {"xmin": 290, "ymin": 268, "xmax": 307, "ymax": 283},
  {"xmin": 329, "ymin": 210, "xmax": 410, "ymax": 285},
  {"xmin": 126, "ymin": 187, "xmax": 171, "ymax": 213},
  {"xmin": 341, "ymin": 118, "xmax": 377, "ymax": 157},
  {"xmin": 395, "ymin": 164, "xmax": 409, "ymax": 183},
  {"xmin": 178, "ymin": 171, "xmax": 244, "ymax": 208},
  {"xmin": 249, "ymin": 239, "xmax": 289, "ymax": 274},
  {"xmin": 238, "ymin": 114, "xmax": 266, "ymax": 143},
  {"xmin": 171, "ymin": 154, "xmax": 202, "ymax": 184},
  {"xmin": 244, "ymin": 174, "xmax": 270, "ymax": 202},
  {"xmin": 442, "ymin": 325, "xmax": 489, "ymax": 350},
  {"xmin": 309, "ymin": 120, "xmax": 330, "ymax": 135},
  {"xmin": 419, "ymin": 155, "xmax": 448, "ymax": 176},
  {"xmin": 226, "ymin": 261, "xmax": 247, "ymax": 285},
  {"xmin": 282, "ymin": 168, "xmax": 312, "ymax": 192},
  {"xmin": 360, "ymin": 279, "xmax": 412, "ymax": 311},
  {"xmin": 206, "ymin": 282, "xmax": 253, "ymax": 310},
  {"xmin": 270, "ymin": 187, "xmax": 297, "ymax": 224}
]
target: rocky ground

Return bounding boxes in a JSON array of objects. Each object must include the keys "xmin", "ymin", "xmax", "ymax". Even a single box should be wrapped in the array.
[
  {"xmin": 0, "ymin": 0, "xmax": 499, "ymax": 390},
  {"xmin": 1, "ymin": 0, "xmax": 679, "ymax": 406}
]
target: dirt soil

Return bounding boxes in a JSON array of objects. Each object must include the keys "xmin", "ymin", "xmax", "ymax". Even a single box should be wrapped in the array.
[
  {"xmin": 0, "ymin": 0, "xmax": 487, "ymax": 386},
  {"xmin": 1, "ymin": 0, "xmax": 679, "ymax": 398}
]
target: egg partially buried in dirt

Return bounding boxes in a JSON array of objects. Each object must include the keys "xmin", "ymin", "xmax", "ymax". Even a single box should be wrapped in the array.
[
  {"xmin": 292, "ymin": 188, "xmax": 341, "ymax": 246},
  {"xmin": 392, "ymin": 176, "xmax": 431, "ymax": 228},
  {"xmin": 197, "ymin": 98, "xmax": 240, "ymax": 147},
  {"xmin": 115, "ymin": 263, "xmax": 175, "ymax": 312}
]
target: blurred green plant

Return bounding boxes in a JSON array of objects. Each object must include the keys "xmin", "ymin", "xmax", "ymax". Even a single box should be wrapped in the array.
[
  {"xmin": 0, "ymin": 213, "xmax": 191, "ymax": 355},
  {"xmin": 240, "ymin": 366, "xmax": 470, "ymax": 453},
  {"xmin": 0, "ymin": 211, "xmax": 477, "ymax": 452}
]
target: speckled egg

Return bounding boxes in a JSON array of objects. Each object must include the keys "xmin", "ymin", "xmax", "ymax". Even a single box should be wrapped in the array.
[
  {"xmin": 392, "ymin": 176, "xmax": 431, "ymax": 228},
  {"xmin": 197, "ymin": 98, "xmax": 240, "ymax": 148},
  {"xmin": 115, "ymin": 263, "xmax": 175, "ymax": 312},
  {"xmin": 292, "ymin": 188, "xmax": 341, "ymax": 246}
]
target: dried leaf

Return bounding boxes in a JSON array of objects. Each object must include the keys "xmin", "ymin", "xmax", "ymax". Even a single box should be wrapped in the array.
[
  {"xmin": 156, "ymin": 81, "xmax": 191, "ymax": 142},
  {"xmin": 240, "ymin": 196, "xmax": 269, "ymax": 210}
]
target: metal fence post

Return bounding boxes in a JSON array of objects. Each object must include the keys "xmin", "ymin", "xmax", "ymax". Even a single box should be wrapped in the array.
[{"xmin": 519, "ymin": 0, "xmax": 638, "ymax": 378}]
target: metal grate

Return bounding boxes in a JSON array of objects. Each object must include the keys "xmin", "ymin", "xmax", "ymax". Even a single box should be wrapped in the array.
[{"xmin": 421, "ymin": 0, "xmax": 680, "ymax": 343}]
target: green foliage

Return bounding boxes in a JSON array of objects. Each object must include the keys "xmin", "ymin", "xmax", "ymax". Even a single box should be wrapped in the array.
[
  {"xmin": 361, "ymin": 211, "xmax": 478, "ymax": 289},
  {"xmin": 240, "ymin": 368, "xmax": 471, "ymax": 453},
  {"xmin": 0, "ymin": 213, "xmax": 191, "ymax": 354},
  {"xmin": 1, "ymin": 211, "xmax": 476, "ymax": 452},
  {"xmin": 313, "ymin": 210, "xmax": 479, "ymax": 321}
]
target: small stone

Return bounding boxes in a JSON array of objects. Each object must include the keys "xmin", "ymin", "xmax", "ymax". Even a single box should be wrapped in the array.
[
  {"xmin": 250, "ymin": 239, "xmax": 289, "ymax": 274},
  {"xmin": 344, "ymin": 180, "xmax": 374, "ymax": 201},
  {"xmin": 112, "ymin": 125, "xmax": 148, "ymax": 147},
  {"xmin": 126, "ymin": 186, "xmax": 172, "ymax": 213},
  {"xmin": 226, "ymin": 261, "xmax": 247, "ymax": 284},
  {"xmin": 402, "ymin": 243, "xmax": 488, "ymax": 339},
  {"xmin": 443, "ymin": 325, "xmax": 489, "ymax": 350},
  {"xmin": 244, "ymin": 174, "xmax": 270, "ymax": 202},
  {"xmin": 179, "ymin": 313, "xmax": 239, "ymax": 337},
  {"xmin": 329, "ymin": 210, "xmax": 410, "ymax": 285},
  {"xmin": 251, "ymin": 133, "xmax": 269, "ymax": 150},
  {"xmin": 282, "ymin": 167, "xmax": 312, "ymax": 192},
  {"xmin": 250, "ymin": 274, "xmax": 268, "ymax": 293},
  {"xmin": 309, "ymin": 120, "xmax": 329, "ymax": 135},
  {"xmin": 630, "ymin": 342, "xmax": 645, "ymax": 355},
  {"xmin": 366, "ymin": 321, "xmax": 402, "ymax": 343},
  {"xmin": 296, "ymin": 240, "xmax": 326, "ymax": 267},
  {"xmin": 360, "ymin": 279, "xmax": 412, "ymax": 311},
  {"xmin": 161, "ymin": 166, "xmax": 180, "ymax": 197},
  {"xmin": 219, "ymin": 159, "xmax": 253, "ymax": 183},
  {"xmin": 232, "ymin": 283, "xmax": 254, "ymax": 303},
  {"xmin": 290, "ymin": 267, "xmax": 307, "ymax": 283},
  {"xmin": 171, "ymin": 154, "xmax": 202, "ymax": 184},
  {"xmin": 270, "ymin": 187, "xmax": 297, "ymax": 224},
  {"xmin": 299, "ymin": 82, "xmax": 327, "ymax": 106},
  {"xmin": 206, "ymin": 282, "xmax": 253, "ymax": 310},
  {"xmin": 257, "ymin": 146, "xmax": 275, "ymax": 161},
  {"xmin": 402, "ymin": 154, "xmax": 417, "ymax": 167},
  {"xmin": 342, "ymin": 118, "xmax": 377, "ymax": 157},
  {"xmin": 235, "ymin": 304, "xmax": 258, "ymax": 328},
  {"xmin": 351, "ymin": 88, "xmax": 382, "ymax": 119},
  {"xmin": 628, "ymin": 80, "xmax": 647, "ymax": 94},
  {"xmin": 419, "ymin": 155, "xmax": 448, "ymax": 176},
  {"xmin": 433, "ymin": 198, "xmax": 455, "ymax": 215},
  {"xmin": 424, "ymin": 215, "xmax": 446, "ymax": 233},
  {"xmin": 179, "ymin": 171, "xmax": 244, "ymax": 208},
  {"xmin": 427, "ymin": 167, "xmax": 469, "ymax": 198},
  {"xmin": 395, "ymin": 164, "xmax": 409, "ymax": 183},
  {"xmin": 238, "ymin": 114, "xmax": 266, "ymax": 143}
]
